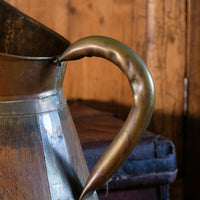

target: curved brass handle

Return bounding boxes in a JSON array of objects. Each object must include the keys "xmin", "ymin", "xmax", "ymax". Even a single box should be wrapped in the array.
[{"xmin": 57, "ymin": 36, "xmax": 155, "ymax": 200}]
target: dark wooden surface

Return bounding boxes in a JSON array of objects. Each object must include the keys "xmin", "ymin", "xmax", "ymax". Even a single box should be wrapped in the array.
[{"xmin": 68, "ymin": 101, "xmax": 123, "ymax": 144}]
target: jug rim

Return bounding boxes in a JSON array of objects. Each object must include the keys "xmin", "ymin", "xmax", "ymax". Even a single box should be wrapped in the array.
[{"xmin": 0, "ymin": 52, "xmax": 57, "ymax": 61}]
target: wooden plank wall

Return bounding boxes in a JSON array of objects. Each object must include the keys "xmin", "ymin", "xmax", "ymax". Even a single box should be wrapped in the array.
[{"xmin": 4, "ymin": 0, "xmax": 188, "ymax": 199}]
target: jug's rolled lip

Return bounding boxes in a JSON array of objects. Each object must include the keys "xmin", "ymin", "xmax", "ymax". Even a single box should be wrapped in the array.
[{"xmin": 0, "ymin": 52, "xmax": 57, "ymax": 61}]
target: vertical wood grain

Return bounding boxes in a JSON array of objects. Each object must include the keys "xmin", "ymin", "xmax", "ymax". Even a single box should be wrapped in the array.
[
  {"xmin": 64, "ymin": 0, "xmax": 139, "ymax": 112},
  {"xmin": 146, "ymin": 0, "xmax": 186, "ymax": 176}
]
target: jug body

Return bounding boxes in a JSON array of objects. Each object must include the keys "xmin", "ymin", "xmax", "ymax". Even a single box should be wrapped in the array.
[{"xmin": 0, "ymin": 56, "xmax": 98, "ymax": 200}]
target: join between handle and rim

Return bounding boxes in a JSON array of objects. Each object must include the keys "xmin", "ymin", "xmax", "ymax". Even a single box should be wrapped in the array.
[{"xmin": 57, "ymin": 36, "xmax": 155, "ymax": 200}]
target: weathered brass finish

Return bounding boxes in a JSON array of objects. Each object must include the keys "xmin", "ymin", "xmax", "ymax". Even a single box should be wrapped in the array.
[
  {"xmin": 0, "ymin": 1, "xmax": 155, "ymax": 200},
  {"xmin": 58, "ymin": 36, "xmax": 155, "ymax": 199}
]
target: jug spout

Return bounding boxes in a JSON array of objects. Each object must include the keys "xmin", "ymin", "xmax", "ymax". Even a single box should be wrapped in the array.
[{"xmin": 0, "ymin": 0, "xmax": 70, "ymax": 57}]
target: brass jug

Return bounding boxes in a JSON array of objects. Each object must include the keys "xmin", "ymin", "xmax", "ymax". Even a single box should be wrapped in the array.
[{"xmin": 0, "ymin": 1, "xmax": 155, "ymax": 200}]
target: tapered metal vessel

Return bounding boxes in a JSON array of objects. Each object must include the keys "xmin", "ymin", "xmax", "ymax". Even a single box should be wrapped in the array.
[{"xmin": 0, "ymin": 1, "xmax": 155, "ymax": 200}]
